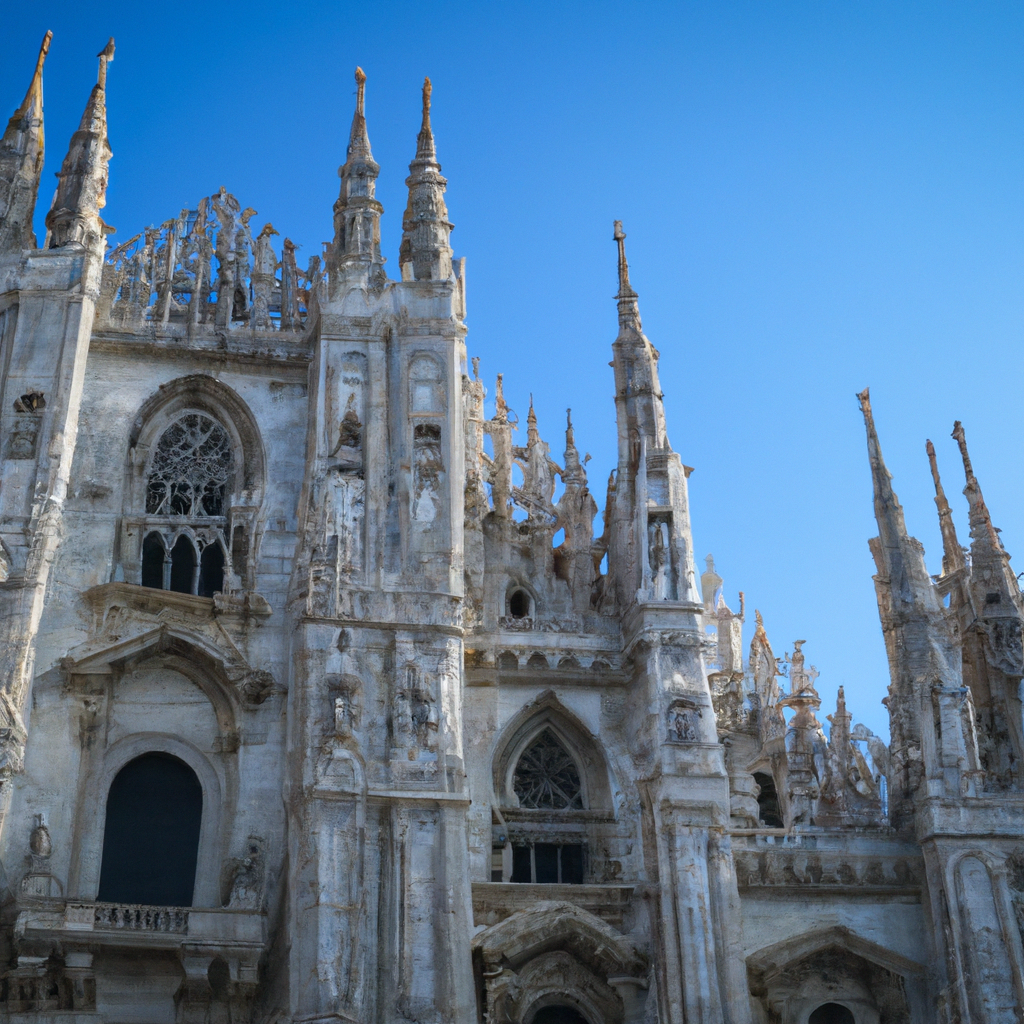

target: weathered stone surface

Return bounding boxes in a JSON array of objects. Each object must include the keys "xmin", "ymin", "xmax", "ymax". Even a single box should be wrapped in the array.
[{"xmin": 0, "ymin": 39, "xmax": 1021, "ymax": 1024}]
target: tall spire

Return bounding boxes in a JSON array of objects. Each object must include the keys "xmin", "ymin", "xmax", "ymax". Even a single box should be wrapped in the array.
[
  {"xmin": 562, "ymin": 408, "xmax": 585, "ymax": 485},
  {"xmin": 926, "ymin": 439, "xmax": 965, "ymax": 576},
  {"xmin": 46, "ymin": 38, "xmax": 114, "ymax": 251},
  {"xmin": 613, "ymin": 220, "xmax": 642, "ymax": 331},
  {"xmin": 857, "ymin": 387, "xmax": 925, "ymax": 605},
  {"xmin": 952, "ymin": 420, "xmax": 1020, "ymax": 609},
  {"xmin": 331, "ymin": 66, "xmax": 383, "ymax": 271},
  {"xmin": 0, "ymin": 31, "xmax": 52, "ymax": 253},
  {"xmin": 399, "ymin": 76, "xmax": 453, "ymax": 281}
]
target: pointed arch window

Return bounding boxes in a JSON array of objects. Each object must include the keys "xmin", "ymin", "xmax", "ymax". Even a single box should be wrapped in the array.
[
  {"xmin": 513, "ymin": 729, "xmax": 583, "ymax": 810},
  {"xmin": 138, "ymin": 412, "xmax": 234, "ymax": 598}
]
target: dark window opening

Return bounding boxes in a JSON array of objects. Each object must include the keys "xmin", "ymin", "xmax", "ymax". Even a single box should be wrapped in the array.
[
  {"xmin": 808, "ymin": 1004, "xmax": 855, "ymax": 1024},
  {"xmin": 141, "ymin": 533, "xmax": 165, "ymax": 589},
  {"xmin": 532, "ymin": 1008, "xmax": 589, "ymax": 1024},
  {"xmin": 198, "ymin": 543, "xmax": 225, "ymax": 598},
  {"xmin": 169, "ymin": 536, "xmax": 197, "ymax": 595},
  {"xmin": 510, "ymin": 842, "xmax": 584, "ymax": 884},
  {"xmin": 754, "ymin": 771, "xmax": 784, "ymax": 828},
  {"xmin": 97, "ymin": 752, "xmax": 203, "ymax": 907},
  {"xmin": 986, "ymin": 592, "xmax": 1001, "ymax": 605},
  {"xmin": 509, "ymin": 588, "xmax": 531, "ymax": 619}
]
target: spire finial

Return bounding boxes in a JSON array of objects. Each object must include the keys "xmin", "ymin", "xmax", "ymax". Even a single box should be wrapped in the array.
[
  {"xmin": 416, "ymin": 76, "xmax": 436, "ymax": 160},
  {"xmin": 355, "ymin": 66, "xmax": 366, "ymax": 115},
  {"xmin": 0, "ymin": 31, "xmax": 52, "ymax": 252},
  {"xmin": 952, "ymin": 419, "xmax": 1011, "ymax": 573},
  {"xmin": 97, "ymin": 38, "xmax": 115, "ymax": 90},
  {"xmin": 613, "ymin": 219, "xmax": 642, "ymax": 330},
  {"xmin": 926, "ymin": 438, "xmax": 964, "ymax": 575}
]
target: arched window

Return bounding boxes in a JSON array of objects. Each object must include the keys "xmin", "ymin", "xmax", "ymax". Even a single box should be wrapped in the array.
[
  {"xmin": 754, "ymin": 771, "xmax": 784, "ymax": 828},
  {"xmin": 169, "ymin": 536, "xmax": 197, "ymax": 594},
  {"xmin": 97, "ymin": 753, "xmax": 203, "ymax": 907},
  {"xmin": 146, "ymin": 414, "xmax": 232, "ymax": 517},
  {"xmin": 509, "ymin": 588, "xmax": 532, "ymax": 620},
  {"xmin": 808, "ymin": 1004, "xmax": 855, "ymax": 1024},
  {"xmin": 198, "ymin": 542, "xmax": 225, "ymax": 598},
  {"xmin": 138, "ymin": 411, "xmax": 235, "ymax": 598},
  {"xmin": 141, "ymin": 532, "xmax": 165, "ymax": 589},
  {"xmin": 510, "ymin": 730, "xmax": 584, "ymax": 884}
]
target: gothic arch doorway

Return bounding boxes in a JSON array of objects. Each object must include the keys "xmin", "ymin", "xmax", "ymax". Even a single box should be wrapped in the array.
[{"xmin": 97, "ymin": 752, "xmax": 203, "ymax": 906}]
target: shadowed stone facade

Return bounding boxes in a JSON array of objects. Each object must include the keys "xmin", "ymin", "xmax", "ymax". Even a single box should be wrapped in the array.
[{"xmin": 0, "ymin": 34, "xmax": 1021, "ymax": 1024}]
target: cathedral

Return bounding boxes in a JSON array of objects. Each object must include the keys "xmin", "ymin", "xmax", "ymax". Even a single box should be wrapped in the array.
[{"xmin": 1, "ymin": 32, "xmax": 1023, "ymax": 1024}]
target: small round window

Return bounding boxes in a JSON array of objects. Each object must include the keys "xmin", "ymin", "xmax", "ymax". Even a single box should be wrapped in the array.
[{"xmin": 509, "ymin": 588, "xmax": 531, "ymax": 619}]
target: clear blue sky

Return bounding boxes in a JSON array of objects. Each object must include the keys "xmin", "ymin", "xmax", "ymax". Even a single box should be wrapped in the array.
[{"xmin": 4, "ymin": 2, "xmax": 1022, "ymax": 739}]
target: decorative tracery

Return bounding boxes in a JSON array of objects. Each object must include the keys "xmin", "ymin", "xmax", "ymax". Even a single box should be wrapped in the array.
[
  {"xmin": 513, "ymin": 730, "xmax": 583, "ymax": 810},
  {"xmin": 146, "ymin": 414, "xmax": 233, "ymax": 517}
]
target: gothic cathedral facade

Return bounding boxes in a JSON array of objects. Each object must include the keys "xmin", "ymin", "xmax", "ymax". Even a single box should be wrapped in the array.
[{"xmin": 0, "ymin": 35, "xmax": 1022, "ymax": 1024}]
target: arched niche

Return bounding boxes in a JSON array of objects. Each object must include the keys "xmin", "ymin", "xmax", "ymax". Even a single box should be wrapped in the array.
[
  {"xmin": 746, "ymin": 926, "xmax": 925, "ymax": 1024},
  {"xmin": 493, "ymin": 691, "xmax": 613, "ymax": 811},
  {"xmin": 126, "ymin": 374, "xmax": 266, "ymax": 509}
]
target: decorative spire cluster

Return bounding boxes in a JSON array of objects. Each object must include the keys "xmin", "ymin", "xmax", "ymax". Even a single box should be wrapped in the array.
[
  {"xmin": 926, "ymin": 438, "xmax": 965, "ymax": 577},
  {"xmin": 46, "ymin": 38, "xmax": 114, "ymax": 251},
  {"xmin": 0, "ymin": 31, "xmax": 51, "ymax": 253}
]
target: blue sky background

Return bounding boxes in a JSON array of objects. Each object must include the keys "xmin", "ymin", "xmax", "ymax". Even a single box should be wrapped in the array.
[{"xmin": 3, "ymin": 2, "xmax": 1022, "ymax": 738}]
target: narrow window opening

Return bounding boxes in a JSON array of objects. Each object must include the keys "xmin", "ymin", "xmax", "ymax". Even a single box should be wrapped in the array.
[
  {"xmin": 509, "ymin": 588, "xmax": 531, "ymax": 619},
  {"xmin": 511, "ymin": 844, "xmax": 531, "ymax": 883},
  {"xmin": 754, "ymin": 771, "xmax": 784, "ymax": 828},
  {"xmin": 198, "ymin": 543, "xmax": 225, "ymax": 598},
  {"xmin": 169, "ymin": 536, "xmax": 197, "ymax": 595},
  {"xmin": 97, "ymin": 752, "xmax": 203, "ymax": 907},
  {"xmin": 141, "ymin": 533, "xmax": 165, "ymax": 589},
  {"xmin": 534, "ymin": 843, "xmax": 559, "ymax": 883}
]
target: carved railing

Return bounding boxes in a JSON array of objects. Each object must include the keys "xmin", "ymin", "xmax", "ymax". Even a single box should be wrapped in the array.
[
  {"xmin": 68, "ymin": 901, "xmax": 189, "ymax": 934},
  {"xmin": 101, "ymin": 188, "xmax": 321, "ymax": 332}
]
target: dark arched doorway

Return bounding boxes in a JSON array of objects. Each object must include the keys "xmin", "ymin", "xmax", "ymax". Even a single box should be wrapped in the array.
[
  {"xmin": 808, "ymin": 1003, "xmax": 855, "ymax": 1024},
  {"xmin": 97, "ymin": 752, "xmax": 203, "ymax": 906},
  {"xmin": 532, "ymin": 1007, "xmax": 590, "ymax": 1024}
]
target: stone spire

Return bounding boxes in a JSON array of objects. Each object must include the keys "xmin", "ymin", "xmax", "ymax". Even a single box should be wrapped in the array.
[
  {"xmin": 609, "ymin": 221, "xmax": 668, "ymax": 455},
  {"xmin": 562, "ymin": 409, "xmax": 585, "ymax": 486},
  {"xmin": 613, "ymin": 220, "xmax": 641, "ymax": 331},
  {"xmin": 952, "ymin": 420, "xmax": 1021, "ymax": 612},
  {"xmin": 926, "ymin": 439, "xmax": 965, "ymax": 577},
  {"xmin": 0, "ymin": 31, "xmax": 51, "ymax": 253},
  {"xmin": 399, "ymin": 77, "xmax": 453, "ymax": 281},
  {"xmin": 859, "ymin": 388, "xmax": 960, "ymax": 828},
  {"xmin": 45, "ymin": 38, "xmax": 114, "ymax": 251},
  {"xmin": 858, "ymin": 388, "xmax": 937, "ymax": 612},
  {"xmin": 332, "ymin": 66, "xmax": 383, "ymax": 270}
]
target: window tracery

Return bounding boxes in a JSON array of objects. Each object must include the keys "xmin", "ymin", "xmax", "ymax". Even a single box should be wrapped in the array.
[
  {"xmin": 138, "ymin": 412, "xmax": 235, "ymax": 598},
  {"xmin": 513, "ymin": 730, "xmax": 583, "ymax": 810},
  {"xmin": 146, "ymin": 414, "xmax": 232, "ymax": 517}
]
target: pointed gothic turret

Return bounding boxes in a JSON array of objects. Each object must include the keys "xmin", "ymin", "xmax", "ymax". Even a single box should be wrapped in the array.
[
  {"xmin": 926, "ymin": 439, "xmax": 965, "ymax": 577},
  {"xmin": 0, "ymin": 31, "xmax": 51, "ymax": 253},
  {"xmin": 45, "ymin": 38, "xmax": 114, "ymax": 251},
  {"xmin": 951, "ymin": 420, "xmax": 1021, "ymax": 613},
  {"xmin": 610, "ymin": 221, "xmax": 668, "ymax": 456},
  {"xmin": 331, "ymin": 67, "xmax": 383, "ymax": 273},
  {"xmin": 399, "ymin": 77, "xmax": 453, "ymax": 281}
]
